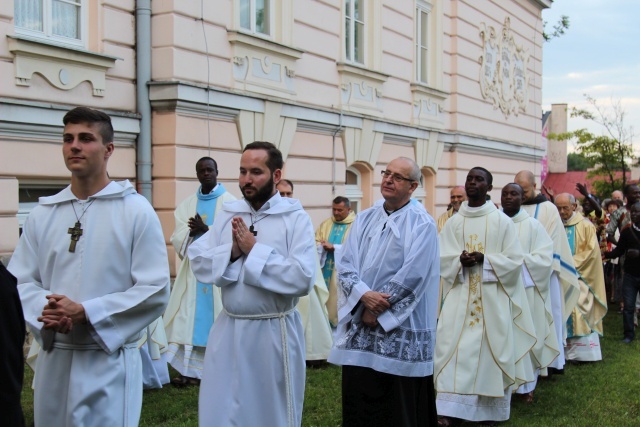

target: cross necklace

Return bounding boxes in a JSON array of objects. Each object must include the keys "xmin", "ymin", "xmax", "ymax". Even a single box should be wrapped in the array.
[
  {"xmin": 249, "ymin": 213, "xmax": 269, "ymax": 236},
  {"xmin": 68, "ymin": 199, "xmax": 96, "ymax": 252}
]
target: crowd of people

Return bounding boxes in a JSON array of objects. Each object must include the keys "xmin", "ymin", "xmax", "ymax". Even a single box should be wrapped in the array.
[{"xmin": 2, "ymin": 106, "xmax": 634, "ymax": 426}]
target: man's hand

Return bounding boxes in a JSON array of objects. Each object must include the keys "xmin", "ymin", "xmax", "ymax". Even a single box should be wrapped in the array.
[
  {"xmin": 576, "ymin": 182, "xmax": 589, "ymax": 197},
  {"xmin": 362, "ymin": 310, "xmax": 378, "ymax": 328},
  {"xmin": 188, "ymin": 213, "xmax": 209, "ymax": 237},
  {"xmin": 320, "ymin": 240, "xmax": 335, "ymax": 252},
  {"xmin": 460, "ymin": 251, "xmax": 483, "ymax": 267},
  {"xmin": 360, "ymin": 291, "xmax": 391, "ymax": 315},
  {"xmin": 38, "ymin": 294, "xmax": 86, "ymax": 333},
  {"xmin": 232, "ymin": 217, "xmax": 256, "ymax": 255}
]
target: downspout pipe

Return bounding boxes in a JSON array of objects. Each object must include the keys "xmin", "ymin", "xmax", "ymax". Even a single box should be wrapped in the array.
[{"xmin": 136, "ymin": 0, "xmax": 152, "ymax": 202}]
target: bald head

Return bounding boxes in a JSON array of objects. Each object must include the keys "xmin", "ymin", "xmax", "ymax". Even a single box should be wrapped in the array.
[
  {"xmin": 450, "ymin": 186, "xmax": 466, "ymax": 211},
  {"xmin": 555, "ymin": 192, "xmax": 576, "ymax": 221},
  {"xmin": 514, "ymin": 170, "xmax": 537, "ymax": 202}
]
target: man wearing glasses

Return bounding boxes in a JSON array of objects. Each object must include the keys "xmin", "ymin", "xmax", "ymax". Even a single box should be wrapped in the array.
[{"xmin": 329, "ymin": 157, "xmax": 440, "ymax": 426}]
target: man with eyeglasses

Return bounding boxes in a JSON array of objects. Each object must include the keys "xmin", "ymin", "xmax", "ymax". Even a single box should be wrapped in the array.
[
  {"xmin": 437, "ymin": 186, "xmax": 467, "ymax": 233},
  {"xmin": 436, "ymin": 167, "xmax": 526, "ymax": 426},
  {"xmin": 329, "ymin": 157, "xmax": 440, "ymax": 426},
  {"xmin": 315, "ymin": 196, "xmax": 356, "ymax": 326}
]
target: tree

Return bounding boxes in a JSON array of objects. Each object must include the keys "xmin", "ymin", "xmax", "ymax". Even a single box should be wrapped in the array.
[
  {"xmin": 543, "ymin": 15, "xmax": 570, "ymax": 42},
  {"xmin": 567, "ymin": 152, "xmax": 593, "ymax": 171},
  {"xmin": 550, "ymin": 95, "xmax": 636, "ymax": 199}
]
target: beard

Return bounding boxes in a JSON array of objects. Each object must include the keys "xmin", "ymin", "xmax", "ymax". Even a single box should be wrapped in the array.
[{"xmin": 240, "ymin": 175, "xmax": 275, "ymax": 206}]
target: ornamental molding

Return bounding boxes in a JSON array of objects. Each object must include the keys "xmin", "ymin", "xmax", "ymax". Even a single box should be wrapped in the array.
[
  {"xmin": 478, "ymin": 17, "xmax": 530, "ymax": 117},
  {"xmin": 7, "ymin": 35, "xmax": 119, "ymax": 97}
]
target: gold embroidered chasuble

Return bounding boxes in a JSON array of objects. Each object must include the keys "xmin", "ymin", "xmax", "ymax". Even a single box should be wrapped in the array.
[
  {"xmin": 511, "ymin": 209, "xmax": 560, "ymax": 370},
  {"xmin": 436, "ymin": 201, "xmax": 534, "ymax": 397},
  {"xmin": 563, "ymin": 213, "xmax": 608, "ymax": 337}
]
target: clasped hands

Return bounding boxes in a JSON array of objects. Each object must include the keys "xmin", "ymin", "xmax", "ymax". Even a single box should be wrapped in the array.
[
  {"xmin": 460, "ymin": 250, "xmax": 484, "ymax": 267},
  {"xmin": 230, "ymin": 217, "xmax": 256, "ymax": 261},
  {"xmin": 38, "ymin": 294, "xmax": 86, "ymax": 334},
  {"xmin": 188, "ymin": 213, "xmax": 209, "ymax": 237},
  {"xmin": 360, "ymin": 291, "xmax": 391, "ymax": 328}
]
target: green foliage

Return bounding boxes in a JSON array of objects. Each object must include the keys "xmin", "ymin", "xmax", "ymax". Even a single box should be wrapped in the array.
[
  {"xmin": 543, "ymin": 15, "xmax": 570, "ymax": 42},
  {"xmin": 567, "ymin": 152, "xmax": 594, "ymax": 171},
  {"xmin": 21, "ymin": 311, "xmax": 640, "ymax": 426},
  {"xmin": 550, "ymin": 94, "xmax": 636, "ymax": 199}
]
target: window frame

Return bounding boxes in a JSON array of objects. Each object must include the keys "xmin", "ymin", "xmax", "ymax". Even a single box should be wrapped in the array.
[
  {"xmin": 345, "ymin": 167, "xmax": 363, "ymax": 213},
  {"xmin": 239, "ymin": 0, "xmax": 274, "ymax": 38},
  {"xmin": 344, "ymin": 0, "xmax": 365, "ymax": 65},
  {"xmin": 14, "ymin": 0, "xmax": 87, "ymax": 49},
  {"xmin": 415, "ymin": 1, "xmax": 432, "ymax": 84}
]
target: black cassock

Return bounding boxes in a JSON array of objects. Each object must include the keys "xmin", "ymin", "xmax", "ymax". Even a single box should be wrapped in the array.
[{"xmin": 0, "ymin": 263, "xmax": 26, "ymax": 427}]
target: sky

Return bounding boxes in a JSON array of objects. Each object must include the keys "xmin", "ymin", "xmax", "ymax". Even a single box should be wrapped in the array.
[{"xmin": 542, "ymin": 0, "xmax": 640, "ymax": 150}]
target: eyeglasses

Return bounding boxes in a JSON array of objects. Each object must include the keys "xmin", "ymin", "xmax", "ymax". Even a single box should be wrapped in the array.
[{"xmin": 380, "ymin": 170, "xmax": 415, "ymax": 183}]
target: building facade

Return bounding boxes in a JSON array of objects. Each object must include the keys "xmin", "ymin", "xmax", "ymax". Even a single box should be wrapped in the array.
[{"xmin": 0, "ymin": 0, "xmax": 551, "ymax": 273}]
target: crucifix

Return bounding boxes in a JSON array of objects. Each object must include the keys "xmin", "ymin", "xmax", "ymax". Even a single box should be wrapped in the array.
[
  {"xmin": 249, "ymin": 225, "xmax": 257, "ymax": 236},
  {"xmin": 68, "ymin": 221, "xmax": 83, "ymax": 253}
]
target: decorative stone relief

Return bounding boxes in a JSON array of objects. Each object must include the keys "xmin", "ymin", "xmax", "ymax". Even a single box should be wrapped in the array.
[
  {"xmin": 228, "ymin": 31, "xmax": 302, "ymax": 99},
  {"xmin": 410, "ymin": 83, "xmax": 448, "ymax": 129},
  {"xmin": 479, "ymin": 17, "xmax": 530, "ymax": 117},
  {"xmin": 8, "ymin": 36, "xmax": 118, "ymax": 97},
  {"xmin": 337, "ymin": 63, "xmax": 388, "ymax": 116}
]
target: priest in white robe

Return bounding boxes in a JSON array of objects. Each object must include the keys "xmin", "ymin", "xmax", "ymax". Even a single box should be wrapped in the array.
[
  {"xmin": 9, "ymin": 107, "xmax": 170, "ymax": 427},
  {"xmin": 502, "ymin": 183, "xmax": 560, "ymax": 401},
  {"xmin": 515, "ymin": 170, "xmax": 580, "ymax": 374},
  {"xmin": 436, "ymin": 168, "xmax": 532, "ymax": 425},
  {"xmin": 163, "ymin": 157, "xmax": 236, "ymax": 385},
  {"xmin": 329, "ymin": 157, "xmax": 440, "ymax": 427},
  {"xmin": 189, "ymin": 142, "xmax": 316, "ymax": 427}
]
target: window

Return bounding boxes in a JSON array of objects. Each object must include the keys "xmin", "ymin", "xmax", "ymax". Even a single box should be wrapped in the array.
[
  {"xmin": 14, "ymin": 0, "xmax": 85, "ymax": 47},
  {"xmin": 415, "ymin": 2, "xmax": 431, "ymax": 84},
  {"xmin": 240, "ymin": 0, "xmax": 271, "ymax": 36},
  {"xmin": 344, "ymin": 0, "xmax": 364, "ymax": 64},
  {"xmin": 345, "ymin": 168, "xmax": 363, "ymax": 213},
  {"xmin": 18, "ymin": 184, "xmax": 67, "ymax": 231}
]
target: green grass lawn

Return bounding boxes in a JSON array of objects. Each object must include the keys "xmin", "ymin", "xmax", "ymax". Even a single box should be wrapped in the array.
[{"xmin": 20, "ymin": 306, "xmax": 640, "ymax": 426}]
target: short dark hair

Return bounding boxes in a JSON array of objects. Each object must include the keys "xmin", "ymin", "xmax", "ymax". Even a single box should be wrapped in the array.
[
  {"xmin": 243, "ymin": 141, "xmax": 283, "ymax": 173},
  {"xmin": 333, "ymin": 196, "xmax": 350, "ymax": 207},
  {"xmin": 503, "ymin": 182, "xmax": 524, "ymax": 196},
  {"xmin": 279, "ymin": 179, "xmax": 294, "ymax": 190},
  {"xmin": 63, "ymin": 107, "xmax": 114, "ymax": 144},
  {"xmin": 196, "ymin": 156, "xmax": 218, "ymax": 172},
  {"xmin": 470, "ymin": 166, "xmax": 493, "ymax": 185},
  {"xmin": 606, "ymin": 198, "xmax": 623, "ymax": 209}
]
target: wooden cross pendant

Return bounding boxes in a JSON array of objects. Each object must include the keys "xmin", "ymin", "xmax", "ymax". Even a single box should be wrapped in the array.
[
  {"xmin": 68, "ymin": 221, "xmax": 83, "ymax": 253},
  {"xmin": 249, "ymin": 225, "xmax": 257, "ymax": 236}
]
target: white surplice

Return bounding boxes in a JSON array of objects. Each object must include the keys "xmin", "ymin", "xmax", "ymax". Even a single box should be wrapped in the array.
[
  {"xmin": 328, "ymin": 199, "xmax": 440, "ymax": 377},
  {"xmin": 9, "ymin": 180, "xmax": 170, "ymax": 427},
  {"xmin": 188, "ymin": 193, "xmax": 316, "ymax": 427},
  {"xmin": 163, "ymin": 189, "xmax": 236, "ymax": 378}
]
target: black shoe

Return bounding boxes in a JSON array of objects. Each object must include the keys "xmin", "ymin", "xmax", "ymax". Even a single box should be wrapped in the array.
[{"xmin": 621, "ymin": 337, "xmax": 633, "ymax": 344}]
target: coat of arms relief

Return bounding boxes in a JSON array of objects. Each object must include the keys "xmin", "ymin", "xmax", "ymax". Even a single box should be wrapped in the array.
[{"xmin": 479, "ymin": 17, "xmax": 530, "ymax": 117}]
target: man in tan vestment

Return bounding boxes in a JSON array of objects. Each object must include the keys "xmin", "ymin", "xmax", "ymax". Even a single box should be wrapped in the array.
[
  {"xmin": 315, "ymin": 196, "xmax": 356, "ymax": 326},
  {"xmin": 555, "ymin": 193, "xmax": 607, "ymax": 362},
  {"xmin": 437, "ymin": 186, "xmax": 466, "ymax": 233}
]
